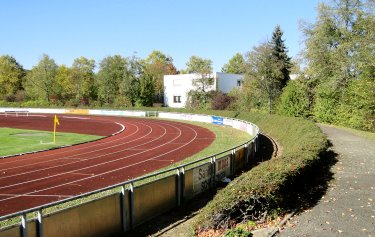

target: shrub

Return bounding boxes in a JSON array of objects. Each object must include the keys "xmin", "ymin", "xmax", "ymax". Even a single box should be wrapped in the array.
[
  {"xmin": 211, "ymin": 92, "xmax": 235, "ymax": 110},
  {"xmin": 193, "ymin": 111, "xmax": 328, "ymax": 232},
  {"xmin": 224, "ymin": 227, "xmax": 252, "ymax": 237},
  {"xmin": 277, "ymin": 80, "xmax": 310, "ymax": 117}
]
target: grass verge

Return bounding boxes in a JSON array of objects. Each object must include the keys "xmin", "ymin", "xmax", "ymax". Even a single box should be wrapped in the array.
[
  {"xmin": 320, "ymin": 123, "xmax": 375, "ymax": 142},
  {"xmin": 191, "ymin": 111, "xmax": 328, "ymax": 234}
]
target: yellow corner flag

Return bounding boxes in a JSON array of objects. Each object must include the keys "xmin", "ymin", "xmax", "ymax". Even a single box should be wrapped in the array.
[{"xmin": 54, "ymin": 115, "xmax": 60, "ymax": 144}]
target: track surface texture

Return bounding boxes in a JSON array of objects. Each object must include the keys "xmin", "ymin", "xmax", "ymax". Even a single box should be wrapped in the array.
[{"xmin": 0, "ymin": 114, "xmax": 215, "ymax": 216}]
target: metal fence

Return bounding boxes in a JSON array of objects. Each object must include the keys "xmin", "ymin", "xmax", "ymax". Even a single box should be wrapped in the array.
[{"xmin": 0, "ymin": 110, "xmax": 259, "ymax": 237}]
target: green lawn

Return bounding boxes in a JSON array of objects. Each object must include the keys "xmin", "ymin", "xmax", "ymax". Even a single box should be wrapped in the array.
[
  {"xmin": 0, "ymin": 127, "xmax": 103, "ymax": 157},
  {"xmin": 141, "ymin": 118, "xmax": 253, "ymax": 178},
  {"xmin": 180, "ymin": 120, "xmax": 252, "ymax": 161}
]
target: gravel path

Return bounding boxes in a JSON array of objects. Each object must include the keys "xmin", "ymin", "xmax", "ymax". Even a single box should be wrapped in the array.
[{"xmin": 279, "ymin": 124, "xmax": 375, "ymax": 237}]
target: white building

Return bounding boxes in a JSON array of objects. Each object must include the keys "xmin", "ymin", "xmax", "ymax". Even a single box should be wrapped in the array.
[{"xmin": 164, "ymin": 72, "xmax": 243, "ymax": 108}]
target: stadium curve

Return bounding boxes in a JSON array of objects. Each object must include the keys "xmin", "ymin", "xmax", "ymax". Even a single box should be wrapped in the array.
[{"xmin": 0, "ymin": 114, "xmax": 215, "ymax": 216}]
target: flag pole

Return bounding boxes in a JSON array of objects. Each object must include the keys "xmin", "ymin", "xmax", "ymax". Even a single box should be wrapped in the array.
[
  {"xmin": 54, "ymin": 118, "xmax": 56, "ymax": 144},
  {"xmin": 53, "ymin": 115, "xmax": 60, "ymax": 144}
]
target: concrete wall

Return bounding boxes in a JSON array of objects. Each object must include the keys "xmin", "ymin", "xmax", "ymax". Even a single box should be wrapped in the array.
[{"xmin": 216, "ymin": 72, "xmax": 243, "ymax": 93}]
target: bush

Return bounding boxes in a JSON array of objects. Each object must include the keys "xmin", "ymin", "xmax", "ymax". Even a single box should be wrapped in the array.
[
  {"xmin": 211, "ymin": 92, "xmax": 235, "ymax": 110},
  {"xmin": 313, "ymin": 82, "xmax": 339, "ymax": 123},
  {"xmin": 186, "ymin": 90, "xmax": 215, "ymax": 110},
  {"xmin": 193, "ymin": 111, "xmax": 328, "ymax": 232},
  {"xmin": 335, "ymin": 78, "xmax": 375, "ymax": 132},
  {"xmin": 20, "ymin": 99, "xmax": 50, "ymax": 107},
  {"xmin": 277, "ymin": 80, "xmax": 310, "ymax": 117},
  {"xmin": 224, "ymin": 227, "xmax": 252, "ymax": 237},
  {"xmin": 4, "ymin": 94, "xmax": 16, "ymax": 102}
]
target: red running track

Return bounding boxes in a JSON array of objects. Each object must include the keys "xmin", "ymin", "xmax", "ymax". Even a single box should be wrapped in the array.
[{"xmin": 0, "ymin": 114, "xmax": 215, "ymax": 216}]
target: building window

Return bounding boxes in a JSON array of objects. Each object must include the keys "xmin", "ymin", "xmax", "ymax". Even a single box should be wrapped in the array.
[
  {"xmin": 237, "ymin": 80, "xmax": 242, "ymax": 87},
  {"xmin": 173, "ymin": 96, "xmax": 181, "ymax": 103}
]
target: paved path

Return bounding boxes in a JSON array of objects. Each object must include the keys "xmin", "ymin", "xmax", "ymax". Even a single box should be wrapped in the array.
[{"xmin": 279, "ymin": 125, "xmax": 375, "ymax": 237}]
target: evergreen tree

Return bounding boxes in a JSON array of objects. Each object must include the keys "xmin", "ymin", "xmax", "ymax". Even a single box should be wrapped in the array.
[{"xmin": 270, "ymin": 25, "xmax": 292, "ymax": 88}]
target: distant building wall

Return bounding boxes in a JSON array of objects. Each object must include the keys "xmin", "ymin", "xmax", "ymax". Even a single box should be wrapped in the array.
[
  {"xmin": 164, "ymin": 72, "xmax": 243, "ymax": 108},
  {"xmin": 216, "ymin": 72, "xmax": 243, "ymax": 93}
]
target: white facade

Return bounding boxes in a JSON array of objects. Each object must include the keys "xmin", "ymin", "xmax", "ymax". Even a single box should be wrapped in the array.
[{"xmin": 164, "ymin": 72, "xmax": 243, "ymax": 108}]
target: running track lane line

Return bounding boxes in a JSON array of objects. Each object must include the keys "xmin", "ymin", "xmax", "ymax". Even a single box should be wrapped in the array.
[
  {"xmin": 0, "ymin": 121, "xmax": 148, "ymax": 173},
  {"xmin": 0, "ymin": 120, "xmax": 178, "ymax": 180},
  {"xmin": 0, "ymin": 122, "xmax": 199, "ymax": 203},
  {"xmin": 0, "ymin": 119, "xmax": 131, "ymax": 166},
  {"xmin": 0, "ymin": 121, "xmax": 168, "ymax": 188}
]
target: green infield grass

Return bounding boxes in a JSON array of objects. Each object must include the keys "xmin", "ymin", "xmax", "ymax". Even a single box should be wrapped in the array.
[{"xmin": 0, "ymin": 127, "xmax": 103, "ymax": 157}]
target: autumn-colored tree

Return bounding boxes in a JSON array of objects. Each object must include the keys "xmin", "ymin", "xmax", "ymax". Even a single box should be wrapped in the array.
[{"xmin": 143, "ymin": 50, "xmax": 177, "ymax": 103}]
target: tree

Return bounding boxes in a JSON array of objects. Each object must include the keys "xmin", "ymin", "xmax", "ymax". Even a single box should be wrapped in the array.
[
  {"xmin": 55, "ymin": 65, "xmax": 74, "ymax": 104},
  {"xmin": 277, "ymin": 80, "xmax": 311, "ymax": 117},
  {"xmin": 221, "ymin": 53, "xmax": 246, "ymax": 74},
  {"xmin": 25, "ymin": 54, "xmax": 58, "ymax": 103},
  {"xmin": 137, "ymin": 73, "xmax": 155, "ymax": 107},
  {"xmin": 185, "ymin": 56, "xmax": 214, "ymax": 107},
  {"xmin": 301, "ymin": 0, "xmax": 375, "ymax": 129},
  {"xmin": 96, "ymin": 55, "xmax": 127, "ymax": 105},
  {"xmin": 143, "ymin": 50, "xmax": 177, "ymax": 102},
  {"xmin": 186, "ymin": 56, "xmax": 213, "ymax": 92},
  {"xmin": 119, "ymin": 55, "xmax": 144, "ymax": 106},
  {"xmin": 336, "ymin": 78, "xmax": 375, "ymax": 130},
  {"xmin": 0, "ymin": 55, "xmax": 25, "ymax": 101},
  {"xmin": 270, "ymin": 25, "xmax": 292, "ymax": 88},
  {"xmin": 244, "ymin": 42, "xmax": 283, "ymax": 113},
  {"xmin": 71, "ymin": 57, "xmax": 96, "ymax": 105}
]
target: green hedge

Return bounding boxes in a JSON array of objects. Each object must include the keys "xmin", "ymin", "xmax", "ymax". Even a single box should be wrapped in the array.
[
  {"xmin": 192, "ymin": 111, "xmax": 328, "ymax": 231},
  {"xmin": 0, "ymin": 104, "xmax": 327, "ymax": 231}
]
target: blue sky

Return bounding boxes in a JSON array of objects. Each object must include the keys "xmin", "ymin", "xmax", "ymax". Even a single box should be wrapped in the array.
[{"xmin": 0, "ymin": 0, "xmax": 322, "ymax": 72}]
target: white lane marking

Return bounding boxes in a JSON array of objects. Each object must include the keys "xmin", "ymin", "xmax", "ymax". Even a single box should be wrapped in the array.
[
  {"xmin": 0, "ymin": 121, "xmax": 132, "ymax": 168},
  {"xmin": 0, "ymin": 122, "xmax": 148, "ymax": 176},
  {"xmin": 62, "ymin": 116, "xmax": 90, "ymax": 120},
  {"xmin": 112, "ymin": 122, "xmax": 125, "ymax": 136},
  {"xmin": 0, "ymin": 194, "xmax": 72, "ymax": 198},
  {"xmin": 0, "ymin": 114, "xmax": 47, "ymax": 117},
  {"xmin": 0, "ymin": 122, "xmax": 163, "ymax": 186},
  {"xmin": 0, "ymin": 121, "xmax": 200, "ymax": 202}
]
